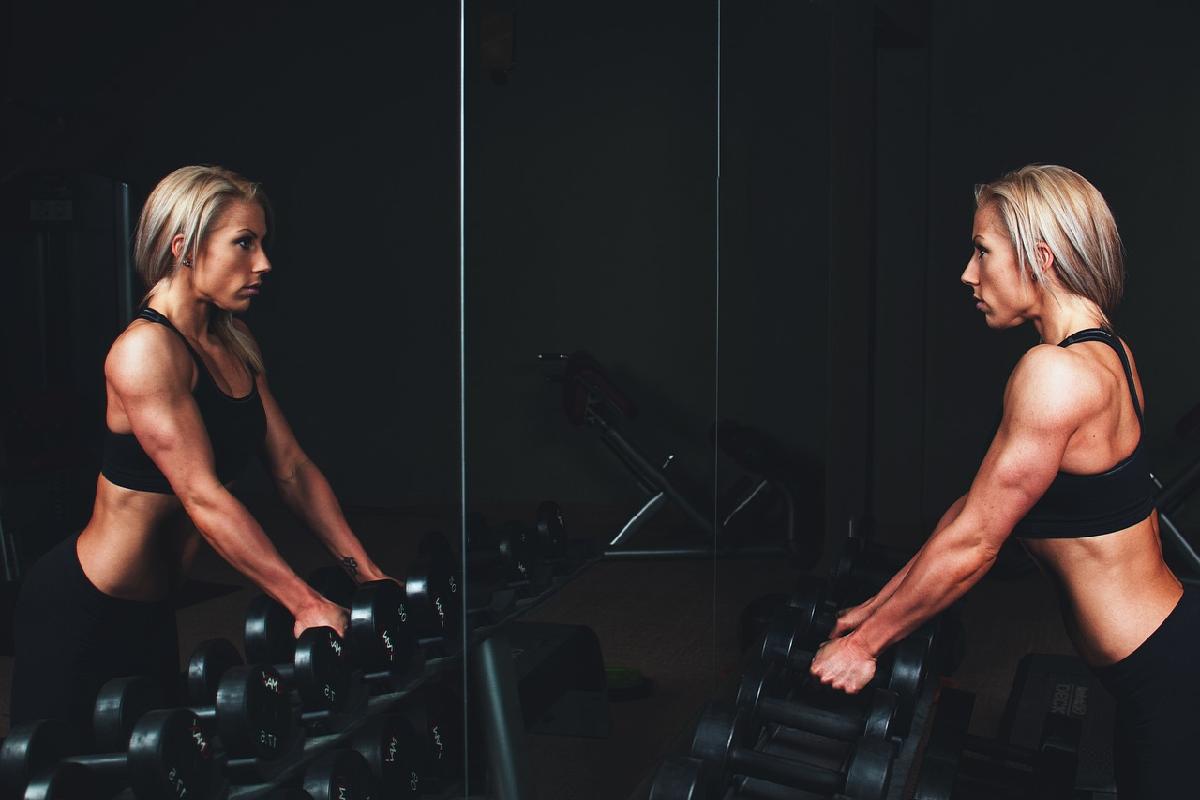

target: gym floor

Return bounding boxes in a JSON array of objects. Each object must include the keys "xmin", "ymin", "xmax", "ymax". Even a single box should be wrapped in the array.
[{"xmin": 0, "ymin": 494, "xmax": 1077, "ymax": 800}]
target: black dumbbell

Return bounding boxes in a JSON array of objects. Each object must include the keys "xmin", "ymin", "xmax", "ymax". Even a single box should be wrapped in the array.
[
  {"xmin": 686, "ymin": 705, "xmax": 892, "ymax": 799},
  {"xmin": 304, "ymin": 561, "xmax": 458, "ymax": 647},
  {"xmin": 237, "ymin": 613, "xmax": 355, "ymax": 720},
  {"xmin": 309, "ymin": 557, "xmax": 460, "ymax": 644},
  {"xmin": 418, "ymin": 529, "xmax": 504, "ymax": 616},
  {"xmin": 759, "ymin": 611, "xmax": 928, "ymax": 704},
  {"xmin": 307, "ymin": 568, "xmax": 426, "ymax": 689},
  {"xmin": 767, "ymin": 577, "xmax": 947, "ymax": 661},
  {"xmin": 467, "ymin": 515, "xmax": 552, "ymax": 593},
  {"xmin": 737, "ymin": 663, "xmax": 901, "ymax": 748},
  {"xmin": 301, "ymin": 748, "xmax": 377, "ymax": 800},
  {"xmin": 94, "ymin": 670, "xmax": 294, "ymax": 764},
  {"xmin": 774, "ymin": 578, "xmax": 841, "ymax": 647},
  {"xmin": 416, "ymin": 678, "xmax": 468, "ymax": 787},
  {"xmin": 12, "ymin": 760, "xmax": 101, "ymax": 800},
  {"xmin": 421, "ymin": 523, "xmax": 542, "ymax": 622},
  {"xmin": 349, "ymin": 714, "xmax": 430, "ymax": 798},
  {"xmin": 0, "ymin": 710, "xmax": 220, "ymax": 800}
]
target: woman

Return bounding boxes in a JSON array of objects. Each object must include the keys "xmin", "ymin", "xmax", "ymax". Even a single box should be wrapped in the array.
[
  {"xmin": 809, "ymin": 164, "xmax": 1196, "ymax": 797},
  {"xmin": 10, "ymin": 165, "xmax": 391, "ymax": 729}
]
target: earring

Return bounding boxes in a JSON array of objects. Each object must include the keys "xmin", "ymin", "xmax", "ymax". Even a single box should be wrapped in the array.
[{"xmin": 182, "ymin": 256, "xmax": 192, "ymax": 267}]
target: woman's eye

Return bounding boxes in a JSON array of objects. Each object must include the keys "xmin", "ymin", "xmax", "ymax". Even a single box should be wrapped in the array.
[{"xmin": 236, "ymin": 238, "xmax": 252, "ymax": 250}]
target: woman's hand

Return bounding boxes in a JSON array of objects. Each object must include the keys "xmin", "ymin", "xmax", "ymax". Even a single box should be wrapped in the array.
[
  {"xmin": 809, "ymin": 635, "xmax": 877, "ymax": 694},
  {"xmin": 293, "ymin": 596, "xmax": 350, "ymax": 639},
  {"xmin": 829, "ymin": 598, "xmax": 876, "ymax": 639}
]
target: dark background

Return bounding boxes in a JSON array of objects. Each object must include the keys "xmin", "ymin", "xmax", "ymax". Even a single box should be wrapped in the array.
[
  {"xmin": 1, "ymin": 1, "xmax": 460, "ymax": 524},
  {"xmin": 2, "ymin": 0, "xmax": 1199, "ymax": 797}
]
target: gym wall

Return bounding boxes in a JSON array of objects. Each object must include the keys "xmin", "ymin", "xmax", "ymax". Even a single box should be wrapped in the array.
[
  {"xmin": 1, "ymin": 2, "xmax": 461, "ymax": 510},
  {"xmin": 909, "ymin": 0, "xmax": 1200, "ymax": 548}
]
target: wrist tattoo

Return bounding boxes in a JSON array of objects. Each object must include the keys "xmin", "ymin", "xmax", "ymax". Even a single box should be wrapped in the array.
[{"xmin": 341, "ymin": 556, "xmax": 359, "ymax": 578}]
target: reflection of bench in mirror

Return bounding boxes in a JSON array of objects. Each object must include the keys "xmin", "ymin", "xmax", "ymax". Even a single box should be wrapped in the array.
[{"xmin": 539, "ymin": 351, "xmax": 821, "ymax": 567}]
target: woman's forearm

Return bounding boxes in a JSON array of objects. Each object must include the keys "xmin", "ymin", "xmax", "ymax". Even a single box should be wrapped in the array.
[
  {"xmin": 850, "ymin": 531, "xmax": 994, "ymax": 657},
  {"xmin": 183, "ymin": 489, "xmax": 326, "ymax": 618},
  {"xmin": 857, "ymin": 496, "xmax": 967, "ymax": 614},
  {"xmin": 858, "ymin": 551, "xmax": 919, "ymax": 612},
  {"xmin": 276, "ymin": 458, "xmax": 384, "ymax": 581}
]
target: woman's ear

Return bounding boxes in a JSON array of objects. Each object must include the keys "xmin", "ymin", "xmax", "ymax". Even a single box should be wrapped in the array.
[
  {"xmin": 170, "ymin": 233, "xmax": 190, "ymax": 266},
  {"xmin": 1033, "ymin": 241, "xmax": 1055, "ymax": 282}
]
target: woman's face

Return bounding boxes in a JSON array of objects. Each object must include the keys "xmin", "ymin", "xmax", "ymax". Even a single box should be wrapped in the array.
[
  {"xmin": 192, "ymin": 199, "xmax": 271, "ymax": 312},
  {"xmin": 961, "ymin": 203, "xmax": 1035, "ymax": 329}
]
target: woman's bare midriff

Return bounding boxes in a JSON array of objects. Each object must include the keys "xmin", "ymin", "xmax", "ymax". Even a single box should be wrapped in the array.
[
  {"xmin": 1021, "ymin": 512, "xmax": 1183, "ymax": 667},
  {"xmin": 76, "ymin": 474, "xmax": 203, "ymax": 602}
]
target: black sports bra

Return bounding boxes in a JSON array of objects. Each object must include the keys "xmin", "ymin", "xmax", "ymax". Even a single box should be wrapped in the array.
[
  {"xmin": 1011, "ymin": 328, "xmax": 1156, "ymax": 539},
  {"xmin": 101, "ymin": 307, "xmax": 267, "ymax": 494}
]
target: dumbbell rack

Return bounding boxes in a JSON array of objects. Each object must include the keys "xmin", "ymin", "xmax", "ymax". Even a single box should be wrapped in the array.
[
  {"xmin": 746, "ymin": 677, "xmax": 939, "ymax": 800},
  {"xmin": 222, "ymin": 653, "xmax": 467, "ymax": 799},
  {"xmin": 194, "ymin": 538, "xmax": 606, "ymax": 799}
]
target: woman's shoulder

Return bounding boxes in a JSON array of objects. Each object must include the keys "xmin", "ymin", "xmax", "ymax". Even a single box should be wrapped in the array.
[
  {"xmin": 105, "ymin": 320, "xmax": 193, "ymax": 393},
  {"xmin": 1005, "ymin": 344, "xmax": 1105, "ymax": 423}
]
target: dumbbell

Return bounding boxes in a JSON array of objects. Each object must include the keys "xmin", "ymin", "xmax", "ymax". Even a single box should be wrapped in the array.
[
  {"xmin": 736, "ymin": 663, "xmax": 901, "ymax": 749},
  {"xmin": 349, "ymin": 714, "xmax": 430, "ymax": 798},
  {"xmin": 11, "ymin": 761, "xmax": 104, "ymax": 800},
  {"xmin": 469, "ymin": 516, "xmax": 553, "ymax": 593},
  {"xmin": 0, "ymin": 710, "xmax": 220, "ymax": 800},
  {"xmin": 760, "ymin": 612, "xmax": 927, "ymax": 701},
  {"xmin": 683, "ymin": 704, "xmax": 892, "ymax": 799},
  {"xmin": 418, "ymin": 525, "xmax": 534, "ymax": 622},
  {"xmin": 237, "ymin": 611, "xmax": 355, "ymax": 722},
  {"xmin": 309, "ymin": 556, "xmax": 460, "ymax": 643},
  {"xmin": 94, "ymin": 670, "xmax": 294, "ymax": 765},
  {"xmin": 770, "ymin": 577, "xmax": 953, "ymax": 662},
  {"xmin": 301, "ymin": 748, "xmax": 377, "ymax": 800},
  {"xmin": 775, "ymin": 594, "xmax": 961, "ymax": 682},
  {"xmin": 760, "ymin": 623, "xmax": 929, "ymax": 737},
  {"xmin": 306, "ymin": 568, "xmax": 426, "ymax": 688},
  {"xmin": 415, "ymin": 678, "xmax": 468, "ymax": 787}
]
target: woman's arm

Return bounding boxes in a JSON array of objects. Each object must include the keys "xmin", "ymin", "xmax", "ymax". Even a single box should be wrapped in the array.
[
  {"xmin": 240, "ymin": 324, "xmax": 385, "ymax": 583},
  {"xmin": 851, "ymin": 347, "xmax": 1087, "ymax": 653},
  {"xmin": 812, "ymin": 346, "xmax": 1095, "ymax": 690},
  {"xmin": 107, "ymin": 325, "xmax": 344, "ymax": 634},
  {"xmin": 831, "ymin": 495, "xmax": 967, "ymax": 637},
  {"xmin": 830, "ymin": 496, "xmax": 965, "ymax": 638}
]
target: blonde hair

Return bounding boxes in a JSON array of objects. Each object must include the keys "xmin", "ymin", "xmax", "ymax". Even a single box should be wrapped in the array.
[
  {"xmin": 133, "ymin": 165, "xmax": 270, "ymax": 373},
  {"xmin": 975, "ymin": 164, "xmax": 1124, "ymax": 325}
]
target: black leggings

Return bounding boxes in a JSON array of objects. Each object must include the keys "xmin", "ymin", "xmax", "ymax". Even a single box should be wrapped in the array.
[
  {"xmin": 9, "ymin": 534, "xmax": 179, "ymax": 734},
  {"xmin": 1092, "ymin": 587, "xmax": 1200, "ymax": 800}
]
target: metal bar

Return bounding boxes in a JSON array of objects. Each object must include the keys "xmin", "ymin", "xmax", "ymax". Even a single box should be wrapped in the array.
[
  {"xmin": 472, "ymin": 634, "xmax": 536, "ymax": 800},
  {"xmin": 609, "ymin": 492, "xmax": 667, "ymax": 547},
  {"xmin": 604, "ymin": 545, "xmax": 789, "ymax": 560},
  {"xmin": 598, "ymin": 423, "xmax": 714, "ymax": 535},
  {"xmin": 722, "ymin": 479, "xmax": 769, "ymax": 527}
]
